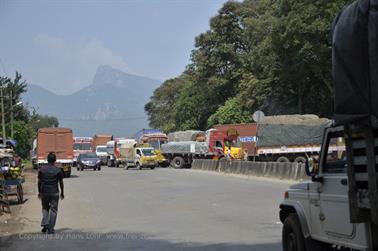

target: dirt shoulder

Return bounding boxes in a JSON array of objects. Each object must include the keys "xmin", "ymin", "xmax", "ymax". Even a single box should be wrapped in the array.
[{"xmin": 0, "ymin": 168, "xmax": 38, "ymax": 235}]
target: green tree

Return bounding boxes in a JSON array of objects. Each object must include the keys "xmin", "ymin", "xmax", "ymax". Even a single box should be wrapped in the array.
[
  {"xmin": 29, "ymin": 110, "xmax": 59, "ymax": 132},
  {"xmin": 13, "ymin": 120, "xmax": 34, "ymax": 158},
  {"xmin": 146, "ymin": 0, "xmax": 355, "ymax": 131},
  {"xmin": 207, "ymin": 97, "xmax": 252, "ymax": 128},
  {"xmin": 145, "ymin": 74, "xmax": 189, "ymax": 132}
]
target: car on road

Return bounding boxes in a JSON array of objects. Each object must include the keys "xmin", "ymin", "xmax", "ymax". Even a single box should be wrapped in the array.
[{"xmin": 77, "ymin": 153, "xmax": 101, "ymax": 171}]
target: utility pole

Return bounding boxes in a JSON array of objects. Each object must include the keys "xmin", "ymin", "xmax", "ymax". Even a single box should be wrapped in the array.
[
  {"xmin": 10, "ymin": 89, "xmax": 13, "ymax": 139},
  {"xmin": 1, "ymin": 86, "xmax": 5, "ymax": 146}
]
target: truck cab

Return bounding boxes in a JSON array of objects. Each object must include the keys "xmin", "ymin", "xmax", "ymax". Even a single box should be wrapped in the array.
[
  {"xmin": 139, "ymin": 133, "xmax": 168, "ymax": 167},
  {"xmin": 279, "ymin": 125, "xmax": 375, "ymax": 251},
  {"xmin": 125, "ymin": 145, "xmax": 157, "ymax": 170},
  {"xmin": 206, "ymin": 129, "xmax": 244, "ymax": 160},
  {"xmin": 95, "ymin": 145, "xmax": 107, "ymax": 165}
]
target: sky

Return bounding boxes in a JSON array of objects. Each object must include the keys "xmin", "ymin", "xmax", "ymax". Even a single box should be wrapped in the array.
[{"xmin": 0, "ymin": 0, "xmax": 227, "ymax": 95}]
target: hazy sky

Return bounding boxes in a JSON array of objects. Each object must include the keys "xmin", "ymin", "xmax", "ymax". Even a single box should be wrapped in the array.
[{"xmin": 0, "ymin": 0, "xmax": 227, "ymax": 95}]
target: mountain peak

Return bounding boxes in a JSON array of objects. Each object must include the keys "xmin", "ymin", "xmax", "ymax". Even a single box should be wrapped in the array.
[{"xmin": 92, "ymin": 65, "xmax": 160, "ymax": 88}]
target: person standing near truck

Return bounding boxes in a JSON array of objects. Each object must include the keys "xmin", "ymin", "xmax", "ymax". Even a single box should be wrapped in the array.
[{"xmin": 38, "ymin": 152, "xmax": 64, "ymax": 234}]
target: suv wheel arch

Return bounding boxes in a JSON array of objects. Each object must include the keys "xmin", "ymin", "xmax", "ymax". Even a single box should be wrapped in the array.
[{"xmin": 280, "ymin": 203, "xmax": 310, "ymax": 238}]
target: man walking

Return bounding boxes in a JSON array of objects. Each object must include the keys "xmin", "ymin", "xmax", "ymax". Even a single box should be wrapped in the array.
[{"xmin": 38, "ymin": 152, "xmax": 64, "ymax": 234}]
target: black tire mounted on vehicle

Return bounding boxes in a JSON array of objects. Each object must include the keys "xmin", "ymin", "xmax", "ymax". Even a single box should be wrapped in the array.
[
  {"xmin": 294, "ymin": 156, "xmax": 307, "ymax": 164},
  {"xmin": 276, "ymin": 156, "xmax": 291, "ymax": 163},
  {"xmin": 171, "ymin": 156, "xmax": 185, "ymax": 169},
  {"xmin": 283, "ymin": 213, "xmax": 306, "ymax": 251},
  {"xmin": 107, "ymin": 158, "xmax": 113, "ymax": 167}
]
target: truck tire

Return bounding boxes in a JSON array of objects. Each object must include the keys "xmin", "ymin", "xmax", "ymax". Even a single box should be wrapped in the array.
[
  {"xmin": 283, "ymin": 213, "xmax": 306, "ymax": 251},
  {"xmin": 107, "ymin": 158, "xmax": 114, "ymax": 167},
  {"xmin": 294, "ymin": 156, "xmax": 306, "ymax": 164},
  {"xmin": 171, "ymin": 156, "xmax": 185, "ymax": 169},
  {"xmin": 277, "ymin": 156, "xmax": 290, "ymax": 163}
]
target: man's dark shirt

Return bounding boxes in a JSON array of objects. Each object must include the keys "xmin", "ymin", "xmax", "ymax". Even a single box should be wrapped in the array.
[{"xmin": 38, "ymin": 165, "xmax": 63, "ymax": 194}]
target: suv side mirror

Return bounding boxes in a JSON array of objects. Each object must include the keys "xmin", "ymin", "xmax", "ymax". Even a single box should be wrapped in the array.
[
  {"xmin": 305, "ymin": 157, "xmax": 318, "ymax": 176},
  {"xmin": 306, "ymin": 157, "xmax": 324, "ymax": 183}
]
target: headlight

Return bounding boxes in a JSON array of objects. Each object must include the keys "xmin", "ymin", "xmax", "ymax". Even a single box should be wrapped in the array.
[{"xmin": 96, "ymin": 160, "xmax": 101, "ymax": 163}]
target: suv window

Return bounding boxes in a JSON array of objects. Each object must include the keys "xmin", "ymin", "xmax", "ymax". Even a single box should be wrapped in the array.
[{"xmin": 323, "ymin": 131, "xmax": 347, "ymax": 174}]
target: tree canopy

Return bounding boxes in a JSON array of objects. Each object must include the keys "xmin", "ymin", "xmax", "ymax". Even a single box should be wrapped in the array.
[
  {"xmin": 146, "ymin": 0, "xmax": 353, "ymax": 132},
  {"xmin": 0, "ymin": 72, "xmax": 59, "ymax": 157}
]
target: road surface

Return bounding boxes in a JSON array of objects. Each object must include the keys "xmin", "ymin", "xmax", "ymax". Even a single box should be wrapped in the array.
[{"xmin": 1, "ymin": 167, "xmax": 292, "ymax": 250}]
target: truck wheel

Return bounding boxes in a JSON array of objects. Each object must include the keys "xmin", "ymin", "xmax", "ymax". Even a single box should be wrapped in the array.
[
  {"xmin": 283, "ymin": 214, "xmax": 305, "ymax": 251},
  {"xmin": 107, "ymin": 159, "xmax": 112, "ymax": 167},
  {"xmin": 277, "ymin": 156, "xmax": 290, "ymax": 163},
  {"xmin": 294, "ymin": 156, "xmax": 306, "ymax": 164},
  {"xmin": 171, "ymin": 156, "xmax": 185, "ymax": 169}
]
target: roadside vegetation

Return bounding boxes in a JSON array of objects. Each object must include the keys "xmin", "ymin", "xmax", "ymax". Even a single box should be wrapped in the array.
[
  {"xmin": 0, "ymin": 73, "xmax": 59, "ymax": 158},
  {"xmin": 145, "ymin": 0, "xmax": 354, "ymax": 132}
]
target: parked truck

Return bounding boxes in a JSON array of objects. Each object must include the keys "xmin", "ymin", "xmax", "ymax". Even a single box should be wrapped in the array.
[
  {"xmin": 213, "ymin": 123, "xmax": 257, "ymax": 160},
  {"xmin": 134, "ymin": 129, "xmax": 168, "ymax": 167},
  {"xmin": 73, "ymin": 137, "xmax": 93, "ymax": 166},
  {"xmin": 36, "ymin": 128, "xmax": 74, "ymax": 177},
  {"xmin": 92, "ymin": 134, "xmax": 113, "ymax": 150},
  {"xmin": 95, "ymin": 145, "xmax": 108, "ymax": 165},
  {"xmin": 162, "ymin": 129, "xmax": 244, "ymax": 168},
  {"xmin": 279, "ymin": 2, "xmax": 378, "ymax": 250},
  {"xmin": 255, "ymin": 115, "xmax": 332, "ymax": 163}
]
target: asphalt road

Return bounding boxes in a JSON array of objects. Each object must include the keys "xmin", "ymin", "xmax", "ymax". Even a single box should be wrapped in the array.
[{"xmin": 1, "ymin": 167, "xmax": 292, "ymax": 251}]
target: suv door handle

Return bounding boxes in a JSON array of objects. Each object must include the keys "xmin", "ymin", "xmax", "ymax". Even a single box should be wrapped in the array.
[{"xmin": 340, "ymin": 179, "xmax": 348, "ymax": 186}]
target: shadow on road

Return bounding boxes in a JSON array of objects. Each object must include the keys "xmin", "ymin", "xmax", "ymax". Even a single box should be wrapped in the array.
[{"xmin": 0, "ymin": 230, "xmax": 282, "ymax": 251}]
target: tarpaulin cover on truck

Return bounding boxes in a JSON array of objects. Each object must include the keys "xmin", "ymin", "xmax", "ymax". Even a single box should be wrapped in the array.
[
  {"xmin": 167, "ymin": 131, "xmax": 206, "ymax": 142},
  {"xmin": 161, "ymin": 141, "xmax": 209, "ymax": 154},
  {"xmin": 332, "ymin": 0, "xmax": 378, "ymax": 124},
  {"xmin": 256, "ymin": 115, "xmax": 332, "ymax": 147}
]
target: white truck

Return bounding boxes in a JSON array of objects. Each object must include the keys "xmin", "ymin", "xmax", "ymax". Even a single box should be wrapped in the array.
[
  {"xmin": 279, "ymin": 1, "xmax": 378, "ymax": 250},
  {"xmin": 95, "ymin": 145, "xmax": 107, "ymax": 165}
]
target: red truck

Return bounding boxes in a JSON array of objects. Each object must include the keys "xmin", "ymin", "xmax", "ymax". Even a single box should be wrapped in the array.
[
  {"xmin": 213, "ymin": 123, "xmax": 257, "ymax": 160},
  {"xmin": 36, "ymin": 128, "xmax": 74, "ymax": 177},
  {"xmin": 73, "ymin": 137, "xmax": 93, "ymax": 166}
]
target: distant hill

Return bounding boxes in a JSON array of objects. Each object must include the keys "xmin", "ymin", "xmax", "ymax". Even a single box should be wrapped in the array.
[{"xmin": 22, "ymin": 65, "xmax": 161, "ymax": 137}]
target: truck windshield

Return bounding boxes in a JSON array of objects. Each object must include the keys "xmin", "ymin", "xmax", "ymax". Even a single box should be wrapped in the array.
[
  {"xmin": 149, "ymin": 140, "xmax": 160, "ymax": 150},
  {"xmin": 96, "ymin": 147, "xmax": 107, "ymax": 153},
  {"xmin": 74, "ymin": 143, "xmax": 92, "ymax": 151},
  {"xmin": 224, "ymin": 139, "xmax": 241, "ymax": 148},
  {"xmin": 141, "ymin": 148, "xmax": 155, "ymax": 156}
]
